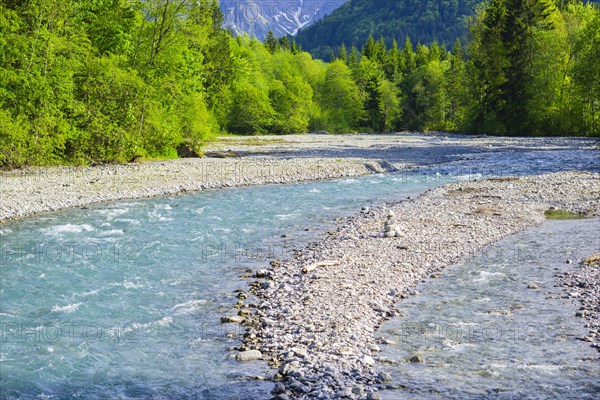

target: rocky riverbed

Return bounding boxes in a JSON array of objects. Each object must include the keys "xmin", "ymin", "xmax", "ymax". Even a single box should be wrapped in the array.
[
  {"xmin": 2, "ymin": 134, "xmax": 599, "ymax": 398},
  {"xmin": 1, "ymin": 133, "xmax": 597, "ymax": 222},
  {"xmin": 0, "ymin": 157, "xmax": 397, "ymax": 222},
  {"xmin": 559, "ymin": 254, "xmax": 600, "ymax": 352},
  {"xmin": 225, "ymin": 171, "xmax": 600, "ymax": 399}
]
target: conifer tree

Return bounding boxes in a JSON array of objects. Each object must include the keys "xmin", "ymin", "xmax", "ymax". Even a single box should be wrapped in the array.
[
  {"xmin": 349, "ymin": 45, "xmax": 360, "ymax": 68},
  {"xmin": 362, "ymin": 35, "xmax": 376, "ymax": 59},
  {"xmin": 471, "ymin": 0, "xmax": 560, "ymax": 133},
  {"xmin": 385, "ymin": 40, "xmax": 400, "ymax": 80},
  {"xmin": 265, "ymin": 30, "xmax": 277, "ymax": 54},
  {"xmin": 329, "ymin": 48, "xmax": 337, "ymax": 62},
  {"xmin": 445, "ymin": 39, "xmax": 470, "ymax": 130},
  {"xmin": 400, "ymin": 37, "xmax": 416, "ymax": 75},
  {"xmin": 279, "ymin": 35, "xmax": 291, "ymax": 51},
  {"xmin": 339, "ymin": 43, "xmax": 348, "ymax": 64},
  {"xmin": 374, "ymin": 37, "xmax": 388, "ymax": 65},
  {"xmin": 291, "ymin": 39, "xmax": 300, "ymax": 54}
]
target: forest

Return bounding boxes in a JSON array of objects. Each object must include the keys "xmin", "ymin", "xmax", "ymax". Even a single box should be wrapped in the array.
[
  {"xmin": 295, "ymin": 0, "xmax": 599, "ymax": 60},
  {"xmin": 295, "ymin": 0, "xmax": 485, "ymax": 60},
  {"xmin": 0, "ymin": 0, "xmax": 599, "ymax": 168}
]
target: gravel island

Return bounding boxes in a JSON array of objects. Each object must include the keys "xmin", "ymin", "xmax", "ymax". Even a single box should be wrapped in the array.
[{"xmin": 231, "ymin": 171, "xmax": 600, "ymax": 399}]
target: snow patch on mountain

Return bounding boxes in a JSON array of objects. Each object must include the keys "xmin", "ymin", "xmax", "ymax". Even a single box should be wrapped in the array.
[{"xmin": 221, "ymin": 0, "xmax": 346, "ymax": 40}]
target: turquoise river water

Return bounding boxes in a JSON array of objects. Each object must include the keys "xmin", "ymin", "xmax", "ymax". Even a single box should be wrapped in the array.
[{"xmin": 1, "ymin": 147, "xmax": 599, "ymax": 399}]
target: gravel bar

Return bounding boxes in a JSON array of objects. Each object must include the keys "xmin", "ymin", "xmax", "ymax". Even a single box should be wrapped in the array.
[
  {"xmin": 2, "ymin": 133, "xmax": 597, "ymax": 222},
  {"xmin": 0, "ymin": 157, "xmax": 399, "ymax": 222},
  {"xmin": 231, "ymin": 171, "xmax": 600, "ymax": 400}
]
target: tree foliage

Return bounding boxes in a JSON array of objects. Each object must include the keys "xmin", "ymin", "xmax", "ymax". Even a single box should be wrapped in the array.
[
  {"xmin": 0, "ymin": 0, "xmax": 598, "ymax": 168},
  {"xmin": 469, "ymin": 0, "xmax": 599, "ymax": 134}
]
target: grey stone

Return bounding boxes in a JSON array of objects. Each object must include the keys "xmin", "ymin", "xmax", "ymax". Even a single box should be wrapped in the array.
[
  {"xmin": 221, "ymin": 315, "xmax": 245, "ymax": 324},
  {"xmin": 367, "ymin": 390, "xmax": 383, "ymax": 400},
  {"xmin": 271, "ymin": 382, "xmax": 285, "ymax": 394},
  {"xmin": 377, "ymin": 372, "xmax": 392, "ymax": 382},
  {"xmin": 236, "ymin": 350, "xmax": 262, "ymax": 361}
]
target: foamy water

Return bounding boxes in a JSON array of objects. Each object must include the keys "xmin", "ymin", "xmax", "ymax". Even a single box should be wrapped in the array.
[
  {"xmin": 41, "ymin": 223, "xmax": 95, "ymax": 235},
  {"xmin": 51, "ymin": 302, "xmax": 83, "ymax": 313}
]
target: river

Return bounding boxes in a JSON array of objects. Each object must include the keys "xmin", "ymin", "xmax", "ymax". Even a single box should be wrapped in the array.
[{"xmin": 1, "ymin": 146, "xmax": 598, "ymax": 399}]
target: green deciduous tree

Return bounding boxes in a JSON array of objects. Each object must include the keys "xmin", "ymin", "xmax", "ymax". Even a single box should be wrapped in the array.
[
  {"xmin": 0, "ymin": 0, "xmax": 87, "ymax": 166},
  {"xmin": 227, "ymin": 79, "xmax": 274, "ymax": 134},
  {"xmin": 2, "ymin": 0, "xmax": 598, "ymax": 169},
  {"xmin": 319, "ymin": 60, "xmax": 364, "ymax": 132},
  {"xmin": 72, "ymin": 56, "xmax": 148, "ymax": 162},
  {"xmin": 269, "ymin": 52, "xmax": 314, "ymax": 134},
  {"xmin": 77, "ymin": 0, "xmax": 136, "ymax": 56}
]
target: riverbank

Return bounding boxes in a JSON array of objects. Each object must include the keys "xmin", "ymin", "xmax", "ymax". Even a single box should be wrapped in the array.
[
  {"xmin": 1, "ymin": 133, "xmax": 597, "ymax": 222},
  {"xmin": 232, "ymin": 171, "xmax": 600, "ymax": 399},
  {"xmin": 0, "ymin": 157, "xmax": 394, "ymax": 222}
]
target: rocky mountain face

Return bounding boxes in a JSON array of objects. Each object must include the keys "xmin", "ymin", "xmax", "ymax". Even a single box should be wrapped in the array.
[{"xmin": 220, "ymin": 0, "xmax": 347, "ymax": 39}]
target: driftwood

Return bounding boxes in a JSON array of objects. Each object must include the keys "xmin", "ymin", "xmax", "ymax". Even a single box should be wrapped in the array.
[
  {"xmin": 301, "ymin": 260, "xmax": 340, "ymax": 274},
  {"xmin": 583, "ymin": 254, "xmax": 600, "ymax": 265}
]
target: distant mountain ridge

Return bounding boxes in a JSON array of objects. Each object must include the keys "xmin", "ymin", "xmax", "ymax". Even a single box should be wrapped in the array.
[{"xmin": 220, "ymin": 0, "xmax": 347, "ymax": 40}]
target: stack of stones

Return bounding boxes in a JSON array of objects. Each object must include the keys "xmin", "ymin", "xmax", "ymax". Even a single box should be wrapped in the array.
[{"xmin": 383, "ymin": 211, "xmax": 402, "ymax": 237}]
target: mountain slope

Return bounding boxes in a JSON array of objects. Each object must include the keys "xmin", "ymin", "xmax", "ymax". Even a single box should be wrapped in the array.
[
  {"xmin": 220, "ymin": 0, "xmax": 347, "ymax": 40},
  {"xmin": 296, "ymin": 0, "xmax": 600, "ymax": 59},
  {"xmin": 295, "ymin": 0, "xmax": 486, "ymax": 58}
]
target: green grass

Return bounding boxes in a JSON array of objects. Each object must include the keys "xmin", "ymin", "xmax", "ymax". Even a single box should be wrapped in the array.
[
  {"xmin": 544, "ymin": 209, "xmax": 587, "ymax": 220},
  {"xmin": 209, "ymin": 137, "xmax": 288, "ymax": 147}
]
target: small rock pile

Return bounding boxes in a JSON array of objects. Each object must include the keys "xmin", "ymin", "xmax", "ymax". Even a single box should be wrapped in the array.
[{"xmin": 382, "ymin": 211, "xmax": 402, "ymax": 238}]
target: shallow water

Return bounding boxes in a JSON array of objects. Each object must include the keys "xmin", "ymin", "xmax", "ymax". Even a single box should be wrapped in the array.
[
  {"xmin": 1, "ymin": 147, "xmax": 598, "ymax": 398},
  {"xmin": 379, "ymin": 218, "xmax": 600, "ymax": 399}
]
